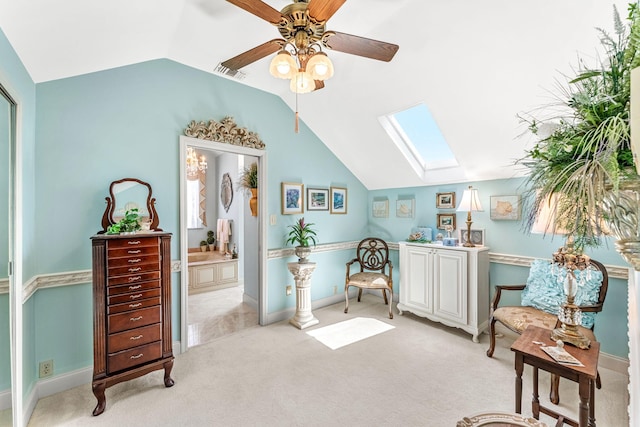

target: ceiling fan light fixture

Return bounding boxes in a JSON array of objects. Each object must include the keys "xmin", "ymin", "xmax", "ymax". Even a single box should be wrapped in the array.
[
  {"xmin": 290, "ymin": 70, "xmax": 315, "ymax": 94},
  {"xmin": 269, "ymin": 50, "xmax": 297, "ymax": 79},
  {"xmin": 306, "ymin": 52, "xmax": 334, "ymax": 81}
]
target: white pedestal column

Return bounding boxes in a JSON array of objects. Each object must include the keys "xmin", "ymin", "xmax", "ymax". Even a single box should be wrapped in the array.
[{"xmin": 288, "ymin": 262, "xmax": 319, "ymax": 329}]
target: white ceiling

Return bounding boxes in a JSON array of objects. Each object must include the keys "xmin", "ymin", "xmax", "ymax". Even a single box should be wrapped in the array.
[{"xmin": 0, "ymin": 0, "xmax": 627, "ymax": 189}]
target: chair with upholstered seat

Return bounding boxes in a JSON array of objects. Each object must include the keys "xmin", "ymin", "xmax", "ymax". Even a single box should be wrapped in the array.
[
  {"xmin": 344, "ymin": 238, "xmax": 393, "ymax": 319},
  {"xmin": 486, "ymin": 257, "xmax": 609, "ymax": 403}
]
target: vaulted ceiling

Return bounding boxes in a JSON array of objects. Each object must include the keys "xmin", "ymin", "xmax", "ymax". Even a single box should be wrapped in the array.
[{"xmin": 0, "ymin": 0, "xmax": 626, "ymax": 189}]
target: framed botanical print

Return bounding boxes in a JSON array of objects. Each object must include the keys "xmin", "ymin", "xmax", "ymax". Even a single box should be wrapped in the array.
[
  {"xmin": 436, "ymin": 192, "xmax": 456, "ymax": 209},
  {"xmin": 330, "ymin": 187, "xmax": 347, "ymax": 214},
  {"xmin": 372, "ymin": 199, "xmax": 389, "ymax": 218},
  {"xmin": 437, "ymin": 213, "xmax": 456, "ymax": 230},
  {"xmin": 281, "ymin": 182, "xmax": 304, "ymax": 214},
  {"xmin": 307, "ymin": 188, "xmax": 329, "ymax": 211},
  {"xmin": 490, "ymin": 195, "xmax": 522, "ymax": 220}
]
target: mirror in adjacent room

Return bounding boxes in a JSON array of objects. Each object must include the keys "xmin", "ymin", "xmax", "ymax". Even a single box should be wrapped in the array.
[
  {"xmin": 186, "ymin": 146, "xmax": 207, "ymax": 229},
  {"xmin": 0, "ymin": 83, "xmax": 16, "ymax": 425},
  {"xmin": 99, "ymin": 178, "xmax": 162, "ymax": 233}
]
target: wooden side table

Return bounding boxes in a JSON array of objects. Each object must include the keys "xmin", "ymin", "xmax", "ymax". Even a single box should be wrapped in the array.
[{"xmin": 511, "ymin": 326, "xmax": 599, "ymax": 427}]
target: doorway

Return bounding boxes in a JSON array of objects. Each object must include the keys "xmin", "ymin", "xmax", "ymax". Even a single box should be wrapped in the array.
[{"xmin": 179, "ymin": 136, "xmax": 267, "ymax": 354}]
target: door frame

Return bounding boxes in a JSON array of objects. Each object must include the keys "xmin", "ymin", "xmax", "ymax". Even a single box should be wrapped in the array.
[{"xmin": 178, "ymin": 135, "xmax": 267, "ymax": 354}]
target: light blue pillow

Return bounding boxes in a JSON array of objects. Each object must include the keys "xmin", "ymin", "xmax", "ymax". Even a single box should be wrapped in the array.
[{"xmin": 520, "ymin": 259, "xmax": 602, "ymax": 329}]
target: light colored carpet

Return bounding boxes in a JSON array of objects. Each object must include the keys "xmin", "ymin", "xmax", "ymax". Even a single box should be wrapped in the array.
[
  {"xmin": 306, "ymin": 316, "xmax": 395, "ymax": 350},
  {"xmin": 26, "ymin": 294, "xmax": 629, "ymax": 426}
]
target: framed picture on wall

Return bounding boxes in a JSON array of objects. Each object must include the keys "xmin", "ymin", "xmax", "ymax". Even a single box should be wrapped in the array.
[
  {"xmin": 459, "ymin": 228, "xmax": 485, "ymax": 246},
  {"xmin": 436, "ymin": 192, "xmax": 456, "ymax": 209},
  {"xmin": 281, "ymin": 182, "xmax": 304, "ymax": 214},
  {"xmin": 437, "ymin": 213, "xmax": 456, "ymax": 230},
  {"xmin": 372, "ymin": 199, "xmax": 389, "ymax": 218},
  {"xmin": 490, "ymin": 195, "xmax": 522, "ymax": 220},
  {"xmin": 396, "ymin": 198, "xmax": 415, "ymax": 218},
  {"xmin": 307, "ymin": 188, "xmax": 329, "ymax": 211},
  {"xmin": 330, "ymin": 187, "xmax": 347, "ymax": 214}
]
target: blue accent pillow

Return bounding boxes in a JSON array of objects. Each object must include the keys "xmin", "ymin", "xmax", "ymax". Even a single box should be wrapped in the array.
[{"xmin": 520, "ymin": 259, "xmax": 602, "ymax": 329}]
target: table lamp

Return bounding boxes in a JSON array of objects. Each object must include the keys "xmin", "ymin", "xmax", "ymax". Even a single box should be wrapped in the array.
[{"xmin": 456, "ymin": 186, "xmax": 483, "ymax": 247}]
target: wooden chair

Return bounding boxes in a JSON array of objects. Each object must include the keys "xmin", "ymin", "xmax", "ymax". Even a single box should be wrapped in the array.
[
  {"xmin": 486, "ymin": 258, "xmax": 609, "ymax": 404},
  {"xmin": 344, "ymin": 238, "xmax": 393, "ymax": 319}
]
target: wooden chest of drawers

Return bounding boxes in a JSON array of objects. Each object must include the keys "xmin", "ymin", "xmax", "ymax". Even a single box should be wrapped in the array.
[{"xmin": 91, "ymin": 233, "xmax": 174, "ymax": 416}]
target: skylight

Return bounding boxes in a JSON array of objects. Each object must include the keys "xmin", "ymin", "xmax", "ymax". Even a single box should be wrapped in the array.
[{"xmin": 379, "ymin": 103, "xmax": 458, "ymax": 177}]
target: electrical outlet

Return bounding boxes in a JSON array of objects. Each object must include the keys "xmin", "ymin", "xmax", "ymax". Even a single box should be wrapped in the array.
[
  {"xmin": 270, "ymin": 214, "xmax": 277, "ymax": 226},
  {"xmin": 333, "ymin": 285, "xmax": 338, "ymax": 295},
  {"xmin": 286, "ymin": 285, "xmax": 292, "ymax": 296},
  {"xmin": 39, "ymin": 360, "xmax": 53, "ymax": 378}
]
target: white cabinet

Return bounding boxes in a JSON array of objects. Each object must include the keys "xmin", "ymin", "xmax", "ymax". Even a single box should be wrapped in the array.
[
  {"xmin": 397, "ymin": 242, "xmax": 490, "ymax": 342},
  {"xmin": 188, "ymin": 259, "xmax": 238, "ymax": 294}
]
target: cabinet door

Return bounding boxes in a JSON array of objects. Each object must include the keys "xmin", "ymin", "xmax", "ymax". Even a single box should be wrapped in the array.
[
  {"xmin": 433, "ymin": 249, "xmax": 467, "ymax": 324},
  {"xmin": 217, "ymin": 261, "xmax": 238, "ymax": 284},
  {"xmin": 404, "ymin": 246, "xmax": 433, "ymax": 312}
]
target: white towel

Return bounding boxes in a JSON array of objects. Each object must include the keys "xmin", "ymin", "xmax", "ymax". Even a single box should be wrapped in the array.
[{"xmin": 217, "ymin": 219, "xmax": 231, "ymax": 252}]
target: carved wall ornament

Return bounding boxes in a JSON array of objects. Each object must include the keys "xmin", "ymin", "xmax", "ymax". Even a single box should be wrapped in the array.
[{"xmin": 184, "ymin": 116, "xmax": 265, "ymax": 149}]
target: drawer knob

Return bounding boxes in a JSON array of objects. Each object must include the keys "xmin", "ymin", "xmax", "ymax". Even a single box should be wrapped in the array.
[
  {"xmin": 128, "ymin": 267, "xmax": 142, "ymax": 272},
  {"xmin": 128, "ymin": 276, "xmax": 142, "ymax": 282},
  {"xmin": 128, "ymin": 285, "xmax": 142, "ymax": 290},
  {"xmin": 129, "ymin": 293, "xmax": 143, "ymax": 299},
  {"xmin": 129, "ymin": 302, "xmax": 142, "ymax": 308},
  {"xmin": 128, "ymin": 241, "xmax": 141, "ymax": 245},
  {"xmin": 128, "ymin": 250, "xmax": 142, "ymax": 254},
  {"xmin": 130, "ymin": 334, "xmax": 143, "ymax": 340},
  {"xmin": 130, "ymin": 353, "xmax": 144, "ymax": 359},
  {"xmin": 128, "ymin": 259, "xmax": 141, "ymax": 264},
  {"xmin": 130, "ymin": 316, "xmax": 143, "ymax": 322}
]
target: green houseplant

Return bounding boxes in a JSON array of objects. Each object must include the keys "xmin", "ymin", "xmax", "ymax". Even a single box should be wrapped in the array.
[
  {"xmin": 517, "ymin": 4, "xmax": 640, "ymax": 252},
  {"xmin": 199, "ymin": 240, "xmax": 207, "ymax": 252},
  {"xmin": 285, "ymin": 217, "xmax": 317, "ymax": 262},
  {"xmin": 238, "ymin": 162, "xmax": 258, "ymax": 216},
  {"xmin": 207, "ymin": 230, "xmax": 215, "ymax": 251},
  {"xmin": 106, "ymin": 209, "xmax": 142, "ymax": 234}
]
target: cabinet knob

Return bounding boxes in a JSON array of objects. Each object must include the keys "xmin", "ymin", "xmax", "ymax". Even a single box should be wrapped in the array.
[
  {"xmin": 129, "ymin": 293, "xmax": 143, "ymax": 299},
  {"xmin": 130, "ymin": 316, "xmax": 143, "ymax": 322},
  {"xmin": 130, "ymin": 334, "xmax": 143, "ymax": 340},
  {"xmin": 127, "ymin": 241, "xmax": 141, "ymax": 245},
  {"xmin": 130, "ymin": 353, "xmax": 144, "ymax": 359},
  {"xmin": 128, "ymin": 250, "xmax": 142, "ymax": 254},
  {"xmin": 128, "ymin": 259, "xmax": 141, "ymax": 264}
]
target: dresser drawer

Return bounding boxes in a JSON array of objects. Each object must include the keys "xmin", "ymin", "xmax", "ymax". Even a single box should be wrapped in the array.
[
  {"xmin": 108, "ymin": 306, "xmax": 161, "ymax": 334},
  {"xmin": 108, "ymin": 323, "xmax": 161, "ymax": 353},
  {"xmin": 108, "ymin": 271, "xmax": 160, "ymax": 288},
  {"xmin": 108, "ymin": 261, "xmax": 159, "ymax": 277},
  {"xmin": 108, "ymin": 341, "xmax": 162, "ymax": 374},
  {"xmin": 107, "ymin": 278, "xmax": 160, "ymax": 296},
  {"xmin": 107, "ymin": 237, "xmax": 159, "ymax": 250},
  {"xmin": 108, "ymin": 296, "xmax": 161, "ymax": 314},
  {"xmin": 107, "ymin": 254, "xmax": 160, "ymax": 270},
  {"xmin": 108, "ymin": 288, "xmax": 161, "ymax": 305},
  {"xmin": 108, "ymin": 245, "xmax": 159, "ymax": 259}
]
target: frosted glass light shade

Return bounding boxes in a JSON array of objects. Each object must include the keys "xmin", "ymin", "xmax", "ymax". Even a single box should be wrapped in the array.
[
  {"xmin": 290, "ymin": 71, "xmax": 315, "ymax": 94},
  {"xmin": 306, "ymin": 52, "xmax": 334, "ymax": 81},
  {"xmin": 269, "ymin": 51, "xmax": 296, "ymax": 79}
]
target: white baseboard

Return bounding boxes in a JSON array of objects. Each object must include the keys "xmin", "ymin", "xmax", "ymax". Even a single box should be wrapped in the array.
[
  {"xmin": 599, "ymin": 352, "xmax": 630, "ymax": 375},
  {"xmin": 0, "ymin": 388, "xmax": 11, "ymax": 411}
]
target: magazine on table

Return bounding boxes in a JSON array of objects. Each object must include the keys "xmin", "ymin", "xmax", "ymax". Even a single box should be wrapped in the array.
[{"xmin": 541, "ymin": 345, "xmax": 584, "ymax": 366}]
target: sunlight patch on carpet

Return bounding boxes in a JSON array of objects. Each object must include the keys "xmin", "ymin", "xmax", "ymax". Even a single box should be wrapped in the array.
[{"xmin": 306, "ymin": 317, "xmax": 395, "ymax": 350}]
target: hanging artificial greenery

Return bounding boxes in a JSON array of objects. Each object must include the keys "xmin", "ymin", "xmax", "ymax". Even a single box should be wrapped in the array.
[{"xmin": 517, "ymin": 3, "xmax": 640, "ymax": 252}]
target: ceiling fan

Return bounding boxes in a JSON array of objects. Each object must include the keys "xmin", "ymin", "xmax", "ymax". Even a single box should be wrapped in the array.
[{"xmin": 221, "ymin": 0, "xmax": 399, "ymax": 93}]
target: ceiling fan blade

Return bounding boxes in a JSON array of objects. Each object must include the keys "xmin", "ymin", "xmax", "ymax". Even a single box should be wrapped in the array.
[
  {"xmin": 226, "ymin": 0, "xmax": 283, "ymax": 25},
  {"xmin": 307, "ymin": 0, "xmax": 346, "ymax": 24},
  {"xmin": 322, "ymin": 31, "xmax": 399, "ymax": 62},
  {"xmin": 220, "ymin": 39, "xmax": 284, "ymax": 71}
]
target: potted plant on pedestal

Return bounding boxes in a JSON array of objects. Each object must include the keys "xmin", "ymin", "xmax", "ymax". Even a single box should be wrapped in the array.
[
  {"xmin": 238, "ymin": 162, "xmax": 258, "ymax": 216},
  {"xmin": 285, "ymin": 217, "xmax": 318, "ymax": 263}
]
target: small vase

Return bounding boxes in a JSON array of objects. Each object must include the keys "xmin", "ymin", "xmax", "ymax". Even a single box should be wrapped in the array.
[
  {"xmin": 249, "ymin": 188, "xmax": 258, "ymax": 217},
  {"xmin": 294, "ymin": 246, "xmax": 312, "ymax": 263}
]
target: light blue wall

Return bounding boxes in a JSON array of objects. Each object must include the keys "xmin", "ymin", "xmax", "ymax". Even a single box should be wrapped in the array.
[{"xmin": 370, "ymin": 178, "xmax": 630, "ymax": 358}]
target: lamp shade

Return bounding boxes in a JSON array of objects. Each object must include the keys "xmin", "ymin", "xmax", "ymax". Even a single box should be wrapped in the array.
[
  {"xmin": 269, "ymin": 51, "xmax": 296, "ymax": 79},
  {"xmin": 306, "ymin": 52, "xmax": 334, "ymax": 81},
  {"xmin": 290, "ymin": 70, "xmax": 315, "ymax": 94},
  {"xmin": 456, "ymin": 187, "xmax": 483, "ymax": 212}
]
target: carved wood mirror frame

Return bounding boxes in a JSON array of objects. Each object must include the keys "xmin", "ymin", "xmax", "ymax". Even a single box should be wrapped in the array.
[{"xmin": 99, "ymin": 177, "xmax": 162, "ymax": 233}]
